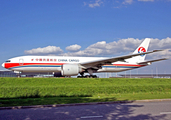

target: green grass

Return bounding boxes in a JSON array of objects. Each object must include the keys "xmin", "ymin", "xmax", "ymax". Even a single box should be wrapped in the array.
[{"xmin": 0, "ymin": 77, "xmax": 171, "ymax": 107}]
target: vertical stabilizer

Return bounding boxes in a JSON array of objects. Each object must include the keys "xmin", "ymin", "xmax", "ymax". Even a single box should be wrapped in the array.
[{"xmin": 127, "ymin": 38, "xmax": 151, "ymax": 63}]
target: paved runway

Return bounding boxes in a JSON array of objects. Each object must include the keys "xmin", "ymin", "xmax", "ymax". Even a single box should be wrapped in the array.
[{"xmin": 1, "ymin": 101, "xmax": 171, "ymax": 120}]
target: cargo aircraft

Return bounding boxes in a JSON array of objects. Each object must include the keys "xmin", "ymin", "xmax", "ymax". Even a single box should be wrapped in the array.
[{"xmin": 2, "ymin": 38, "xmax": 167, "ymax": 78}]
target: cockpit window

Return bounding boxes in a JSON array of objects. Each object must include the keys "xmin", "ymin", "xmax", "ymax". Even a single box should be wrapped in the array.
[{"xmin": 5, "ymin": 60, "xmax": 11, "ymax": 63}]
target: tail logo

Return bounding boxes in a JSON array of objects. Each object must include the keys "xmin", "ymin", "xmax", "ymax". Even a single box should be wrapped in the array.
[{"xmin": 138, "ymin": 47, "xmax": 146, "ymax": 56}]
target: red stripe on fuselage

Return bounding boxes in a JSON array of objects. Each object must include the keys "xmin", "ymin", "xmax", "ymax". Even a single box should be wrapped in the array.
[
  {"xmin": 4, "ymin": 63, "xmax": 146, "ymax": 69},
  {"xmin": 4, "ymin": 63, "xmax": 65, "ymax": 69}
]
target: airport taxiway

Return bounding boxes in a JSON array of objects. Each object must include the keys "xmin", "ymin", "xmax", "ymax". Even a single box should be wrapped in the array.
[{"xmin": 0, "ymin": 100, "xmax": 171, "ymax": 120}]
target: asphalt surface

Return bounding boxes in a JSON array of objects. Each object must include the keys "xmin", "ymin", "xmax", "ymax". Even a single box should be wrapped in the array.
[{"xmin": 1, "ymin": 100, "xmax": 171, "ymax": 120}]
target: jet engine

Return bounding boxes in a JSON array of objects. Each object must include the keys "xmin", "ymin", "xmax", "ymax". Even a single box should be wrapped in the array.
[{"xmin": 61, "ymin": 64, "xmax": 83, "ymax": 76}]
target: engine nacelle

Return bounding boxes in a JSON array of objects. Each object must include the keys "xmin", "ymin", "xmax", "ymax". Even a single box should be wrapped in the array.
[{"xmin": 61, "ymin": 64, "xmax": 83, "ymax": 76}]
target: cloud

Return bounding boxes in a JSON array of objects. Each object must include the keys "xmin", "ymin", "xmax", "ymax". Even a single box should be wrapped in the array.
[
  {"xmin": 24, "ymin": 38, "xmax": 171, "ymax": 59},
  {"xmin": 25, "ymin": 46, "xmax": 63, "ymax": 55},
  {"xmin": 61, "ymin": 38, "xmax": 142, "ymax": 57},
  {"xmin": 82, "ymin": 38, "xmax": 140, "ymax": 56},
  {"xmin": 66, "ymin": 44, "xmax": 81, "ymax": 52},
  {"xmin": 61, "ymin": 38, "xmax": 171, "ymax": 59},
  {"xmin": 84, "ymin": 0, "xmax": 103, "ymax": 8},
  {"xmin": 148, "ymin": 37, "xmax": 171, "ymax": 59},
  {"xmin": 150, "ymin": 37, "xmax": 171, "ymax": 50},
  {"xmin": 122, "ymin": 0, "xmax": 134, "ymax": 4},
  {"xmin": 138, "ymin": 0, "xmax": 154, "ymax": 2},
  {"xmin": 84, "ymin": 0, "xmax": 170, "ymax": 9}
]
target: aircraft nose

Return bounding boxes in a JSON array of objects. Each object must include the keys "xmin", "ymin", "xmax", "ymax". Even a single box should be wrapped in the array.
[{"xmin": 2, "ymin": 63, "xmax": 5, "ymax": 68}]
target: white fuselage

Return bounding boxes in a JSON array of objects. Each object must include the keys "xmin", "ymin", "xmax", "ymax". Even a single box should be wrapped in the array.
[{"xmin": 2, "ymin": 56, "xmax": 145, "ymax": 74}]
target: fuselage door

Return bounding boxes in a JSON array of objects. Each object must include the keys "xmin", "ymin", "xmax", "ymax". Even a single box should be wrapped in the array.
[{"xmin": 19, "ymin": 58, "xmax": 24, "ymax": 65}]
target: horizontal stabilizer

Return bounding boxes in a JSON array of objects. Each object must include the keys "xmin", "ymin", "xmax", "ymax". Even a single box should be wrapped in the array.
[{"xmin": 138, "ymin": 58, "xmax": 168, "ymax": 65}]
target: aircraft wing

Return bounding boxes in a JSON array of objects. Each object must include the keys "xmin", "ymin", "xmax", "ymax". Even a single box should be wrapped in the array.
[
  {"xmin": 138, "ymin": 58, "xmax": 168, "ymax": 65},
  {"xmin": 80, "ymin": 50, "xmax": 163, "ymax": 69}
]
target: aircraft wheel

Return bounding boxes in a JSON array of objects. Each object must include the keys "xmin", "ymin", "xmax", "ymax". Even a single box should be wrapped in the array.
[
  {"xmin": 93, "ymin": 75, "xmax": 97, "ymax": 78},
  {"xmin": 77, "ymin": 75, "xmax": 98, "ymax": 78}
]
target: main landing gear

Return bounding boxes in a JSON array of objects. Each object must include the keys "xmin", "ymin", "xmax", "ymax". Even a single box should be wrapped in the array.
[
  {"xmin": 77, "ymin": 75, "xmax": 98, "ymax": 78},
  {"xmin": 77, "ymin": 72, "xmax": 98, "ymax": 78}
]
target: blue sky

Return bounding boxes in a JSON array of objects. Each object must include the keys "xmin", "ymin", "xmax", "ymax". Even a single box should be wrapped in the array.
[{"xmin": 0, "ymin": 0, "xmax": 171, "ymax": 74}]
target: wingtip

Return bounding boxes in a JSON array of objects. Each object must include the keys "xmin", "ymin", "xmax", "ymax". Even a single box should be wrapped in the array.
[
  {"xmin": 153, "ymin": 49, "xmax": 164, "ymax": 52},
  {"xmin": 163, "ymin": 58, "xmax": 169, "ymax": 60}
]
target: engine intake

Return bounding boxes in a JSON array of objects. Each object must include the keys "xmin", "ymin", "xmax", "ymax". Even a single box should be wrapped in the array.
[{"xmin": 61, "ymin": 64, "xmax": 83, "ymax": 76}]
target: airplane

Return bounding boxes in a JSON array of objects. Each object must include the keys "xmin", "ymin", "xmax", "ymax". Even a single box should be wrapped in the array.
[{"xmin": 1, "ymin": 38, "xmax": 167, "ymax": 78}]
